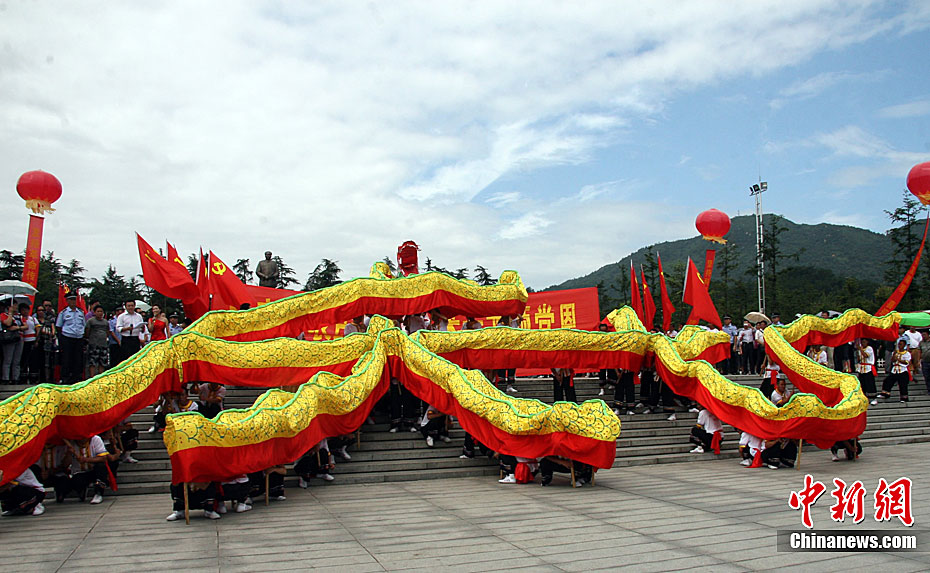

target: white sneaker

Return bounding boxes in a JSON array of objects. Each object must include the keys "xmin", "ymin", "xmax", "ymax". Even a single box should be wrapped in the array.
[
  {"xmin": 318, "ymin": 473, "xmax": 335, "ymax": 482},
  {"xmin": 642, "ymin": 408, "xmax": 652, "ymax": 414},
  {"xmin": 389, "ymin": 427, "xmax": 398, "ymax": 433},
  {"xmin": 273, "ymin": 495, "xmax": 286, "ymax": 501},
  {"xmin": 147, "ymin": 426, "xmax": 156, "ymax": 433},
  {"xmin": 337, "ymin": 446, "xmax": 351, "ymax": 460},
  {"xmin": 626, "ymin": 410, "xmax": 635, "ymax": 416},
  {"xmin": 459, "ymin": 454, "xmax": 470, "ymax": 459},
  {"xmin": 126, "ymin": 455, "xmax": 138, "ymax": 463},
  {"xmin": 612, "ymin": 408, "xmax": 621, "ymax": 416},
  {"xmin": 297, "ymin": 477, "xmax": 308, "ymax": 489},
  {"xmin": 667, "ymin": 414, "xmax": 677, "ymax": 421},
  {"xmin": 90, "ymin": 494, "xmax": 103, "ymax": 505},
  {"xmin": 688, "ymin": 407, "xmax": 700, "ymax": 413},
  {"xmin": 598, "ymin": 389, "xmax": 605, "ymax": 396},
  {"xmin": 204, "ymin": 510, "xmax": 221, "ymax": 519},
  {"xmin": 690, "ymin": 446, "xmax": 704, "ymax": 454},
  {"xmin": 409, "ymin": 427, "xmax": 419, "ymax": 433},
  {"xmin": 440, "ymin": 436, "xmax": 451, "ymax": 443},
  {"xmin": 166, "ymin": 510, "xmax": 184, "ymax": 521},
  {"xmin": 506, "ymin": 385, "xmax": 517, "ymax": 393},
  {"xmin": 216, "ymin": 502, "xmax": 227, "ymax": 514},
  {"xmin": 831, "ymin": 453, "xmax": 840, "ymax": 462},
  {"xmin": 739, "ymin": 459, "xmax": 751, "ymax": 466},
  {"xmin": 635, "ymin": 403, "xmax": 644, "ymax": 408},
  {"xmin": 235, "ymin": 503, "xmax": 252, "ymax": 513},
  {"xmin": 244, "ymin": 497, "xmax": 253, "ymax": 505},
  {"xmin": 573, "ymin": 479, "xmax": 585, "ymax": 488},
  {"xmin": 426, "ymin": 436, "xmax": 434, "ymax": 447},
  {"xmin": 31, "ymin": 503, "xmax": 45, "ymax": 516},
  {"xmin": 498, "ymin": 474, "xmax": 517, "ymax": 484},
  {"xmin": 870, "ymin": 399, "xmax": 879, "ymax": 405},
  {"xmin": 767, "ymin": 464, "xmax": 779, "ymax": 470}
]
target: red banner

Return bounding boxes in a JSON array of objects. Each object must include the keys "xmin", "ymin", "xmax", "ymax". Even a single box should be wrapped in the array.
[{"xmin": 21, "ymin": 215, "xmax": 43, "ymax": 287}]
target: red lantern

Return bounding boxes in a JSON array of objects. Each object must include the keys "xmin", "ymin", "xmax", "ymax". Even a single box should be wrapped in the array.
[
  {"xmin": 907, "ymin": 162, "xmax": 930, "ymax": 206},
  {"xmin": 17, "ymin": 170, "xmax": 62, "ymax": 215},
  {"xmin": 695, "ymin": 208, "xmax": 731, "ymax": 244}
]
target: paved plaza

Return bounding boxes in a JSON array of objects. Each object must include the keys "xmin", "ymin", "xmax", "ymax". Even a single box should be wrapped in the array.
[{"xmin": 2, "ymin": 442, "xmax": 928, "ymax": 572}]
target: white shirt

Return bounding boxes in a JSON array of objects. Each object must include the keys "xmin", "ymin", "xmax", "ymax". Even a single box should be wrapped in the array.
[
  {"xmin": 754, "ymin": 330, "xmax": 764, "ymax": 344},
  {"xmin": 737, "ymin": 328, "xmax": 754, "ymax": 344},
  {"xmin": 905, "ymin": 331, "xmax": 921, "ymax": 349},
  {"xmin": 771, "ymin": 389, "xmax": 790, "ymax": 404},
  {"xmin": 813, "ymin": 350, "xmax": 827, "ymax": 365},
  {"xmin": 405, "ymin": 314, "xmax": 427, "ymax": 333},
  {"xmin": 891, "ymin": 350, "xmax": 912, "ymax": 374},
  {"xmin": 697, "ymin": 409, "xmax": 721, "ymax": 434},
  {"xmin": 71, "ymin": 435, "xmax": 108, "ymax": 473},
  {"xmin": 115, "ymin": 311, "xmax": 144, "ymax": 337},
  {"xmin": 14, "ymin": 468, "xmax": 44, "ymax": 492},
  {"xmin": 856, "ymin": 346, "xmax": 875, "ymax": 374},
  {"xmin": 740, "ymin": 432, "xmax": 765, "ymax": 456}
]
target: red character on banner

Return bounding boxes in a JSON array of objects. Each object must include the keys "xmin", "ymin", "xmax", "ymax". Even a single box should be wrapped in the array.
[
  {"xmin": 874, "ymin": 477, "xmax": 914, "ymax": 526},
  {"xmin": 788, "ymin": 474, "xmax": 827, "ymax": 529},
  {"xmin": 830, "ymin": 478, "xmax": 866, "ymax": 524}
]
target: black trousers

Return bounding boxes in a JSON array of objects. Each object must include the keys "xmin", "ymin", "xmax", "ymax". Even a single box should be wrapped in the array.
[
  {"xmin": 553, "ymin": 376, "xmax": 577, "ymax": 403},
  {"xmin": 640, "ymin": 371, "xmax": 657, "ymax": 404},
  {"xmin": 248, "ymin": 471, "xmax": 284, "ymax": 497},
  {"xmin": 690, "ymin": 426, "xmax": 713, "ymax": 449},
  {"xmin": 539, "ymin": 459, "xmax": 592, "ymax": 481},
  {"xmin": 420, "ymin": 416, "xmax": 449, "ymax": 438},
  {"xmin": 496, "ymin": 368, "xmax": 516, "ymax": 384},
  {"xmin": 120, "ymin": 337, "xmax": 141, "ymax": 362},
  {"xmin": 858, "ymin": 372, "xmax": 876, "ymax": 396},
  {"xmin": 220, "ymin": 482, "xmax": 250, "ymax": 503},
  {"xmin": 69, "ymin": 462, "xmax": 116, "ymax": 498},
  {"xmin": 108, "ymin": 344, "xmax": 120, "ymax": 369},
  {"xmin": 59, "ymin": 335, "xmax": 83, "ymax": 383},
  {"xmin": 613, "ymin": 371, "xmax": 635, "ymax": 407},
  {"xmin": 831, "ymin": 439, "xmax": 862, "ymax": 460},
  {"xmin": 198, "ymin": 402, "xmax": 222, "ymax": 419},
  {"xmin": 462, "ymin": 433, "xmax": 490, "ymax": 457},
  {"xmin": 597, "ymin": 368, "xmax": 617, "ymax": 388},
  {"xmin": 660, "ymin": 381, "xmax": 677, "ymax": 411},
  {"xmin": 389, "ymin": 380, "xmax": 419, "ymax": 427},
  {"xmin": 171, "ymin": 482, "xmax": 216, "ymax": 511},
  {"xmin": 880, "ymin": 372, "xmax": 909, "ymax": 400},
  {"xmin": 740, "ymin": 343, "xmax": 753, "ymax": 373},
  {"xmin": 761, "ymin": 441, "xmax": 798, "ymax": 466},
  {"xmin": 0, "ymin": 485, "xmax": 45, "ymax": 515},
  {"xmin": 294, "ymin": 450, "xmax": 331, "ymax": 478}
]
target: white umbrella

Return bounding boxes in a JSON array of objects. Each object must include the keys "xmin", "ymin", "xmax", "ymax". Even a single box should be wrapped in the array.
[
  {"xmin": 134, "ymin": 300, "xmax": 152, "ymax": 312},
  {"xmin": 0, "ymin": 279, "xmax": 38, "ymax": 296},
  {"xmin": 744, "ymin": 311, "xmax": 770, "ymax": 324},
  {"xmin": 0, "ymin": 294, "xmax": 34, "ymax": 307}
]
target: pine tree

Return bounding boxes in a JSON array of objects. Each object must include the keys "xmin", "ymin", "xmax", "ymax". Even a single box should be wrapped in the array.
[
  {"xmin": 884, "ymin": 189, "xmax": 929, "ymax": 309},
  {"xmin": 272, "ymin": 256, "xmax": 299, "ymax": 289},
  {"xmin": 473, "ymin": 266, "xmax": 496, "ymax": 286},
  {"xmin": 233, "ymin": 258, "xmax": 253, "ymax": 284},
  {"xmin": 304, "ymin": 259, "xmax": 342, "ymax": 291},
  {"xmin": 0, "ymin": 250, "xmax": 25, "ymax": 280}
]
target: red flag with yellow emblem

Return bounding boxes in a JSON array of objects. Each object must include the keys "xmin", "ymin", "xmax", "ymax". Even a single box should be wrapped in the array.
[
  {"xmin": 136, "ymin": 234, "xmax": 200, "ymax": 301},
  {"xmin": 207, "ymin": 251, "xmax": 257, "ymax": 310}
]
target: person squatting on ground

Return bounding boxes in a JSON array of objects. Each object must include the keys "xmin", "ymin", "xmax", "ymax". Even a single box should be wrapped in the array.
[
  {"xmin": 295, "ymin": 439, "xmax": 336, "ymax": 487},
  {"xmin": 551, "ymin": 367, "xmax": 577, "ymax": 403},
  {"xmin": 689, "ymin": 407, "xmax": 722, "ymax": 454}
]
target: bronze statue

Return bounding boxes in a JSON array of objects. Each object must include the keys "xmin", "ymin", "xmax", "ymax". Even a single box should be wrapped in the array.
[{"xmin": 255, "ymin": 251, "xmax": 279, "ymax": 288}]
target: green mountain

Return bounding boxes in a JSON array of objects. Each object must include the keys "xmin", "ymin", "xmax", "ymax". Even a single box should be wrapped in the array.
[{"xmin": 546, "ymin": 214, "xmax": 897, "ymax": 320}]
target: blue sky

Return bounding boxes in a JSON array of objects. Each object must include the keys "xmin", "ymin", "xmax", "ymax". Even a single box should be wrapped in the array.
[{"xmin": 1, "ymin": 1, "xmax": 928, "ymax": 290}]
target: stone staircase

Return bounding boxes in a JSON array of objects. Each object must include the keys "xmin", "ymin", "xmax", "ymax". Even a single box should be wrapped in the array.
[{"xmin": 3, "ymin": 374, "xmax": 929, "ymax": 495}]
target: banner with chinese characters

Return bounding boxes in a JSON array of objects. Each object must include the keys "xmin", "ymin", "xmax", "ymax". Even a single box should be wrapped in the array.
[{"xmin": 21, "ymin": 215, "xmax": 44, "ymax": 287}]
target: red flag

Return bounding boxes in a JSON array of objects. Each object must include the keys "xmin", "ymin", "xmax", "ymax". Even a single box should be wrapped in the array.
[
  {"xmin": 683, "ymin": 257, "xmax": 722, "ymax": 328},
  {"xmin": 703, "ymin": 248, "xmax": 716, "ymax": 285},
  {"xmin": 876, "ymin": 213, "xmax": 929, "ymax": 316},
  {"xmin": 630, "ymin": 261, "xmax": 644, "ymax": 324},
  {"xmin": 136, "ymin": 234, "xmax": 199, "ymax": 301},
  {"xmin": 657, "ymin": 254, "xmax": 676, "ymax": 332},
  {"xmin": 58, "ymin": 284, "xmax": 87, "ymax": 313},
  {"xmin": 641, "ymin": 267, "xmax": 656, "ymax": 331},
  {"xmin": 207, "ymin": 251, "xmax": 257, "ymax": 310}
]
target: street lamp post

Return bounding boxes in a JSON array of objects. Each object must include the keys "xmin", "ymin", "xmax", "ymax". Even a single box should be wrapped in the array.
[{"xmin": 749, "ymin": 181, "xmax": 767, "ymax": 314}]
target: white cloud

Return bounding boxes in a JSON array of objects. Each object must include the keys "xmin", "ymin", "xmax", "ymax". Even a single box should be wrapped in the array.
[
  {"xmin": 499, "ymin": 212, "xmax": 553, "ymax": 240},
  {"xmin": 485, "ymin": 191, "xmax": 521, "ymax": 207},
  {"xmin": 769, "ymin": 71, "xmax": 879, "ymax": 110},
  {"xmin": 0, "ymin": 1, "xmax": 926, "ymax": 290},
  {"xmin": 878, "ymin": 99, "xmax": 930, "ymax": 118}
]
